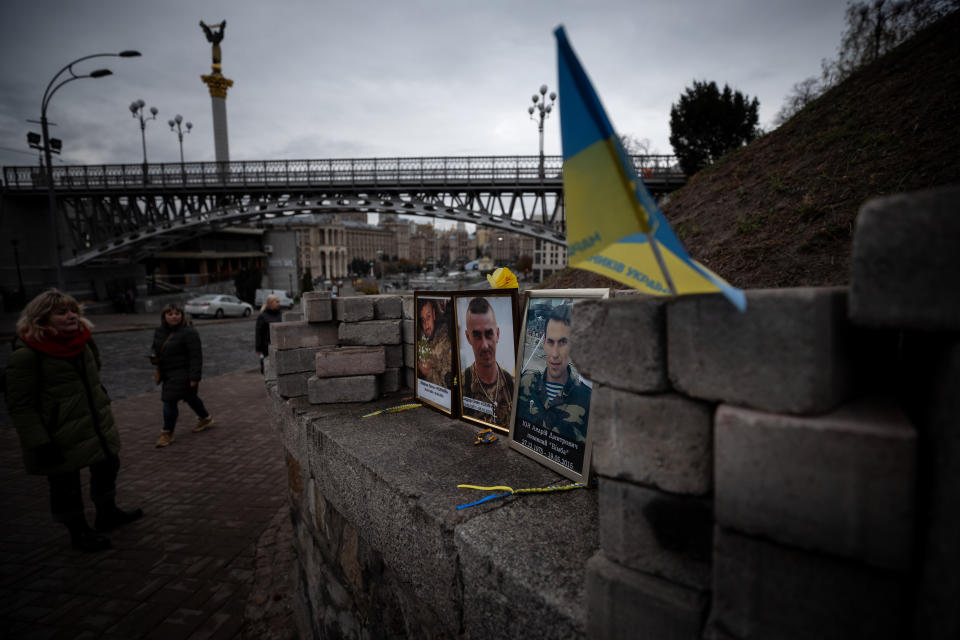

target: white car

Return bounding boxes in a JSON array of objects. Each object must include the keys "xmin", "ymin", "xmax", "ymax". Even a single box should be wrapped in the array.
[{"xmin": 185, "ymin": 294, "xmax": 253, "ymax": 318}]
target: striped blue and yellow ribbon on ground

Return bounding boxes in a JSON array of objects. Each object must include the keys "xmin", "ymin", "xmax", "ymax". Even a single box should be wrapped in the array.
[{"xmin": 555, "ymin": 26, "xmax": 746, "ymax": 311}]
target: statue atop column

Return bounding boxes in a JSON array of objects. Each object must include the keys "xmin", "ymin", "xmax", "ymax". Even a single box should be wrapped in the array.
[{"xmin": 199, "ymin": 20, "xmax": 227, "ymax": 70}]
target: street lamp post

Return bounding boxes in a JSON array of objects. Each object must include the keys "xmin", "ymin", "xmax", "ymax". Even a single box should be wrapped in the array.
[
  {"xmin": 130, "ymin": 99, "xmax": 158, "ymax": 182},
  {"xmin": 168, "ymin": 114, "xmax": 193, "ymax": 181},
  {"xmin": 33, "ymin": 50, "xmax": 141, "ymax": 290},
  {"xmin": 528, "ymin": 84, "xmax": 556, "ymax": 179}
]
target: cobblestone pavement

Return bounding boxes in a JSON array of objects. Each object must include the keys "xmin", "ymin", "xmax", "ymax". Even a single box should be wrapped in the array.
[
  {"xmin": 0, "ymin": 350, "xmax": 299, "ymax": 637},
  {"xmin": 1, "ymin": 315, "xmax": 263, "ymax": 427}
]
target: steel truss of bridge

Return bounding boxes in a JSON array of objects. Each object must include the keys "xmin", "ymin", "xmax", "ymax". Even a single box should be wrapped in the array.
[{"xmin": 2, "ymin": 155, "xmax": 684, "ymax": 266}]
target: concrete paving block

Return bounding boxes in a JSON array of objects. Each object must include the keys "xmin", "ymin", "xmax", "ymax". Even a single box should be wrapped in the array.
[
  {"xmin": 902, "ymin": 338, "xmax": 960, "ymax": 638},
  {"xmin": 708, "ymin": 527, "xmax": 908, "ymax": 640},
  {"xmin": 263, "ymin": 353, "xmax": 277, "ymax": 382},
  {"xmin": 275, "ymin": 346, "xmax": 332, "ymax": 375},
  {"xmin": 403, "ymin": 341, "xmax": 415, "ymax": 367},
  {"xmin": 850, "ymin": 185, "xmax": 960, "ymax": 331},
  {"xmin": 384, "ymin": 344, "xmax": 403, "ymax": 369},
  {"xmin": 404, "ymin": 366, "xmax": 415, "ymax": 390},
  {"xmin": 599, "ymin": 478, "xmax": 712, "ymax": 590},
  {"xmin": 371, "ymin": 295, "xmax": 402, "ymax": 319},
  {"xmin": 378, "ymin": 368, "xmax": 401, "ymax": 394},
  {"xmin": 667, "ymin": 287, "xmax": 852, "ymax": 415},
  {"xmin": 302, "ymin": 293, "xmax": 333, "ymax": 323},
  {"xmin": 282, "ymin": 311, "xmax": 304, "ymax": 322},
  {"xmin": 307, "ymin": 375, "xmax": 379, "ymax": 403},
  {"xmin": 715, "ymin": 398, "xmax": 916, "ymax": 570},
  {"xmin": 402, "ymin": 295, "xmax": 414, "ymax": 320},
  {"xmin": 590, "ymin": 387, "xmax": 713, "ymax": 495},
  {"xmin": 338, "ymin": 320, "xmax": 402, "ymax": 346},
  {"xmin": 270, "ymin": 321, "xmax": 339, "ymax": 351},
  {"xmin": 402, "ymin": 319, "xmax": 415, "ymax": 344},
  {"xmin": 315, "ymin": 346, "xmax": 386, "ymax": 378},
  {"xmin": 457, "ymin": 486, "xmax": 598, "ymax": 639},
  {"xmin": 278, "ymin": 372, "xmax": 309, "ymax": 398},
  {"xmin": 571, "ymin": 297, "xmax": 669, "ymax": 393},
  {"xmin": 586, "ymin": 552, "xmax": 708, "ymax": 640},
  {"xmin": 335, "ymin": 297, "xmax": 375, "ymax": 322}
]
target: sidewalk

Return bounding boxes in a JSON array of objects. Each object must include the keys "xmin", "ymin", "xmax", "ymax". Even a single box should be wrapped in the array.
[{"xmin": 0, "ymin": 369, "xmax": 297, "ymax": 639}]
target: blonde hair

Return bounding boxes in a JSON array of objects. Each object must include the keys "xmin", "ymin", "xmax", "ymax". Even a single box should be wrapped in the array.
[
  {"xmin": 16, "ymin": 289, "xmax": 94, "ymax": 341},
  {"xmin": 261, "ymin": 294, "xmax": 280, "ymax": 312}
]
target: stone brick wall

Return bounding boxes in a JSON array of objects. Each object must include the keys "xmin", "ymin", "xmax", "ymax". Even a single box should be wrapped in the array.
[
  {"xmin": 576, "ymin": 185, "xmax": 959, "ymax": 640},
  {"xmin": 267, "ymin": 292, "xmax": 413, "ymax": 404},
  {"xmin": 264, "ymin": 185, "xmax": 959, "ymax": 639}
]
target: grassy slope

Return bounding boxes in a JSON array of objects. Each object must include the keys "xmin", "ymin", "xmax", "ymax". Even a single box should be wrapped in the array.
[{"xmin": 540, "ymin": 10, "xmax": 960, "ymax": 291}]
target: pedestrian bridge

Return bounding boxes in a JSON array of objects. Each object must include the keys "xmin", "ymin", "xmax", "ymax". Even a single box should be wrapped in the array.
[{"xmin": 1, "ymin": 154, "xmax": 684, "ymax": 266}]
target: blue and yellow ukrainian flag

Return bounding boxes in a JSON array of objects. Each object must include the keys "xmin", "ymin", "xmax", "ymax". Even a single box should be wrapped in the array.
[{"xmin": 555, "ymin": 26, "xmax": 746, "ymax": 311}]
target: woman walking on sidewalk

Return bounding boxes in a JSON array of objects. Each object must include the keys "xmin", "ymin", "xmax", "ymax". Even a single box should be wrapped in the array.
[
  {"xmin": 5, "ymin": 289, "xmax": 143, "ymax": 552},
  {"xmin": 151, "ymin": 302, "xmax": 213, "ymax": 447},
  {"xmin": 255, "ymin": 294, "xmax": 283, "ymax": 372}
]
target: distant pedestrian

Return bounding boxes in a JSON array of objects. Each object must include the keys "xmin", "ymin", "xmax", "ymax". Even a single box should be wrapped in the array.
[
  {"xmin": 5, "ymin": 289, "xmax": 142, "ymax": 552},
  {"xmin": 255, "ymin": 294, "xmax": 284, "ymax": 372},
  {"xmin": 150, "ymin": 302, "xmax": 213, "ymax": 447}
]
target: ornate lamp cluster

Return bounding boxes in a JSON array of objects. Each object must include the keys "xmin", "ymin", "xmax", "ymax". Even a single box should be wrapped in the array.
[
  {"xmin": 168, "ymin": 114, "xmax": 193, "ymax": 172},
  {"xmin": 129, "ymin": 99, "xmax": 158, "ymax": 178},
  {"xmin": 528, "ymin": 84, "xmax": 557, "ymax": 178}
]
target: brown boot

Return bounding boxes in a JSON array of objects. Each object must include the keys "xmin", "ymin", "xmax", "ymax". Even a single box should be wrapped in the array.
[
  {"xmin": 192, "ymin": 416, "xmax": 215, "ymax": 433},
  {"xmin": 155, "ymin": 431, "xmax": 174, "ymax": 447}
]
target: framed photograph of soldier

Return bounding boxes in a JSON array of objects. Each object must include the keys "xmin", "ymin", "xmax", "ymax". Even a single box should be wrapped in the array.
[
  {"xmin": 508, "ymin": 289, "xmax": 610, "ymax": 482},
  {"xmin": 453, "ymin": 290, "xmax": 520, "ymax": 433},
  {"xmin": 413, "ymin": 292, "xmax": 459, "ymax": 416}
]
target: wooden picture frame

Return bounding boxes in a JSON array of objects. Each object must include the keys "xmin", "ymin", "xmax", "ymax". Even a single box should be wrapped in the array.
[
  {"xmin": 413, "ymin": 291, "xmax": 459, "ymax": 416},
  {"xmin": 508, "ymin": 288, "xmax": 610, "ymax": 482},
  {"xmin": 453, "ymin": 289, "xmax": 520, "ymax": 433}
]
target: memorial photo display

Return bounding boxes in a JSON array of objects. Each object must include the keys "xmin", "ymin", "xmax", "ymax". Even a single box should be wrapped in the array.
[
  {"xmin": 453, "ymin": 290, "xmax": 520, "ymax": 433},
  {"xmin": 508, "ymin": 289, "xmax": 609, "ymax": 482},
  {"xmin": 413, "ymin": 292, "xmax": 458, "ymax": 415}
]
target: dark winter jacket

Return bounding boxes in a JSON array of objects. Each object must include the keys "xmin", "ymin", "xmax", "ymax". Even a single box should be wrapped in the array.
[
  {"xmin": 255, "ymin": 307, "xmax": 284, "ymax": 354},
  {"xmin": 5, "ymin": 338, "xmax": 120, "ymax": 475},
  {"xmin": 151, "ymin": 324, "xmax": 203, "ymax": 403}
]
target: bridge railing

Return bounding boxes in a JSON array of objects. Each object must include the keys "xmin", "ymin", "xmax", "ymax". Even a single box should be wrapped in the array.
[{"xmin": 2, "ymin": 155, "xmax": 684, "ymax": 191}]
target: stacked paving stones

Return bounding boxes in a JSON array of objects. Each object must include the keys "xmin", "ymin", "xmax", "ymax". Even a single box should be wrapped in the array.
[
  {"xmin": 401, "ymin": 294, "xmax": 416, "ymax": 390},
  {"xmin": 263, "ymin": 186, "xmax": 958, "ymax": 638},
  {"xmin": 575, "ymin": 184, "xmax": 960, "ymax": 640},
  {"xmin": 268, "ymin": 292, "xmax": 408, "ymax": 403}
]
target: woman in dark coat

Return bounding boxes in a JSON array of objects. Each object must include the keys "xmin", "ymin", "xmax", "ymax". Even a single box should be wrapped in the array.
[
  {"xmin": 5, "ymin": 289, "xmax": 142, "ymax": 552},
  {"xmin": 151, "ymin": 302, "xmax": 213, "ymax": 447},
  {"xmin": 255, "ymin": 294, "xmax": 284, "ymax": 372}
]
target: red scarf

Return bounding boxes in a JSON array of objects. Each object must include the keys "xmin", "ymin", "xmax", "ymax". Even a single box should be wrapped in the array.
[{"xmin": 22, "ymin": 326, "xmax": 91, "ymax": 358}]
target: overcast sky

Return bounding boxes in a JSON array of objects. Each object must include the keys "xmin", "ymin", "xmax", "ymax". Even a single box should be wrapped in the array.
[{"xmin": 0, "ymin": 0, "xmax": 846, "ymax": 169}]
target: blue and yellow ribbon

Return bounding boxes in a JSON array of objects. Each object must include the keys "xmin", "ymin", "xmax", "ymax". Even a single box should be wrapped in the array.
[
  {"xmin": 456, "ymin": 482, "xmax": 587, "ymax": 510},
  {"xmin": 361, "ymin": 403, "xmax": 422, "ymax": 418}
]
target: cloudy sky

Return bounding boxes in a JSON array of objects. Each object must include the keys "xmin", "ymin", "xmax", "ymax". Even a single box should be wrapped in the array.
[{"xmin": 0, "ymin": 0, "xmax": 846, "ymax": 169}]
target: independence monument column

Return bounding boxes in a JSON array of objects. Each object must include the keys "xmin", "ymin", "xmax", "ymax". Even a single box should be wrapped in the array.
[{"xmin": 199, "ymin": 20, "xmax": 233, "ymax": 164}]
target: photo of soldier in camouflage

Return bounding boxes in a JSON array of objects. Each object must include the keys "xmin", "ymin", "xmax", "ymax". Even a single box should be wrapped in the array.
[
  {"xmin": 416, "ymin": 298, "xmax": 452, "ymax": 388},
  {"xmin": 457, "ymin": 296, "xmax": 516, "ymax": 431},
  {"xmin": 515, "ymin": 303, "xmax": 591, "ymax": 444}
]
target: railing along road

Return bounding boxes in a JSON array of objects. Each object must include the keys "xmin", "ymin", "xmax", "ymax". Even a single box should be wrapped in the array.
[{"xmin": 2, "ymin": 155, "xmax": 684, "ymax": 191}]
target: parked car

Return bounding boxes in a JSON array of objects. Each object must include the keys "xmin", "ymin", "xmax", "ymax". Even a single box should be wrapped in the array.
[
  {"xmin": 254, "ymin": 288, "xmax": 295, "ymax": 309},
  {"xmin": 185, "ymin": 294, "xmax": 253, "ymax": 318}
]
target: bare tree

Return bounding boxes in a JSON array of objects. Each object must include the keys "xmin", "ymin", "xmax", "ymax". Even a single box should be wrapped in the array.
[
  {"xmin": 619, "ymin": 134, "xmax": 652, "ymax": 155},
  {"xmin": 773, "ymin": 77, "xmax": 823, "ymax": 126},
  {"xmin": 822, "ymin": 0, "xmax": 960, "ymax": 86}
]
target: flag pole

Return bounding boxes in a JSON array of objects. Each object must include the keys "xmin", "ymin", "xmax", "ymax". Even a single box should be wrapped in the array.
[{"xmin": 647, "ymin": 230, "xmax": 677, "ymax": 297}]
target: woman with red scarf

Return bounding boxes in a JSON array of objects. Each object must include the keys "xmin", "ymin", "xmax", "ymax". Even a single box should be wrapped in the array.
[{"xmin": 5, "ymin": 289, "xmax": 142, "ymax": 552}]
